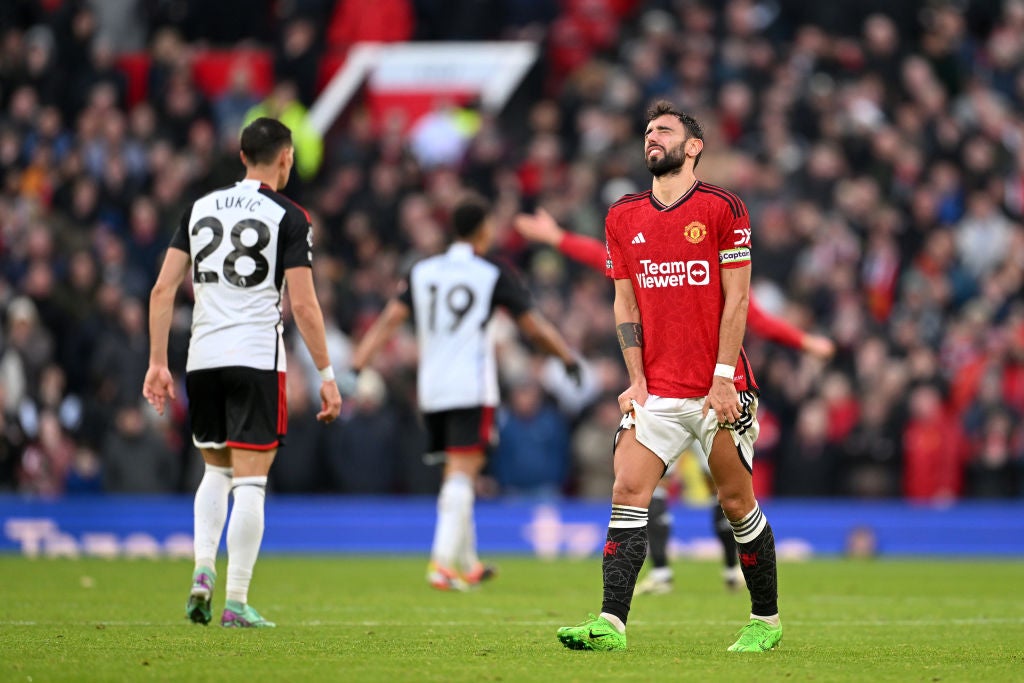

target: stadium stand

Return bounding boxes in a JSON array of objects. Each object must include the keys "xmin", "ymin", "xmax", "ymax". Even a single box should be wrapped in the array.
[{"xmin": 0, "ymin": 0, "xmax": 1021, "ymax": 500}]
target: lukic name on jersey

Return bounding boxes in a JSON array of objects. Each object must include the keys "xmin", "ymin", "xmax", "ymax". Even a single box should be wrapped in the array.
[{"xmin": 215, "ymin": 195, "xmax": 263, "ymax": 213}]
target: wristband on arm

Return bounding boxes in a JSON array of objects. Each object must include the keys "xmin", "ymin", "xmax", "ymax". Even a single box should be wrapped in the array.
[
  {"xmin": 617, "ymin": 322, "xmax": 643, "ymax": 350},
  {"xmin": 713, "ymin": 363, "xmax": 735, "ymax": 379},
  {"xmin": 318, "ymin": 365, "xmax": 336, "ymax": 382}
]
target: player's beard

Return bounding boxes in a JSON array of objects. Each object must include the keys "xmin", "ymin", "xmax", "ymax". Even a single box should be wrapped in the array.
[{"xmin": 646, "ymin": 142, "xmax": 686, "ymax": 178}]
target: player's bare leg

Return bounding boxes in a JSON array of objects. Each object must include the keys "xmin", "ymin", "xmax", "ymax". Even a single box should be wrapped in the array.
[
  {"xmin": 221, "ymin": 447, "xmax": 276, "ymax": 628},
  {"xmin": 428, "ymin": 451, "xmax": 485, "ymax": 591},
  {"xmin": 558, "ymin": 428, "xmax": 663, "ymax": 650},
  {"xmin": 708, "ymin": 429, "xmax": 781, "ymax": 651},
  {"xmin": 703, "ymin": 471, "xmax": 744, "ymax": 591}
]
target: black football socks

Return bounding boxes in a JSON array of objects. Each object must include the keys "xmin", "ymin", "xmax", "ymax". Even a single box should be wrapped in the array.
[
  {"xmin": 600, "ymin": 504, "xmax": 649, "ymax": 624},
  {"xmin": 730, "ymin": 503, "xmax": 779, "ymax": 617}
]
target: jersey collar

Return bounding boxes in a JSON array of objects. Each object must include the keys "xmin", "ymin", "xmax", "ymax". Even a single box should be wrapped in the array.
[
  {"xmin": 447, "ymin": 242, "xmax": 474, "ymax": 260},
  {"xmin": 648, "ymin": 180, "xmax": 699, "ymax": 212},
  {"xmin": 237, "ymin": 179, "xmax": 274, "ymax": 192}
]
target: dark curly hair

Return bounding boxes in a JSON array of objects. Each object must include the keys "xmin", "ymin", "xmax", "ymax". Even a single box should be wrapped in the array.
[{"xmin": 646, "ymin": 100, "xmax": 704, "ymax": 168}]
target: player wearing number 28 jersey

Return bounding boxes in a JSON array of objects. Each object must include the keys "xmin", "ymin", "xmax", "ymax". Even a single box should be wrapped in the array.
[
  {"xmin": 144, "ymin": 118, "xmax": 341, "ymax": 629},
  {"xmin": 170, "ymin": 177, "xmax": 313, "ymax": 373}
]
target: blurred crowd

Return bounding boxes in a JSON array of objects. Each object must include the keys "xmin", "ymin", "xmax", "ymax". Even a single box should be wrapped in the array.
[{"xmin": 1, "ymin": 0, "xmax": 1023, "ymax": 501}]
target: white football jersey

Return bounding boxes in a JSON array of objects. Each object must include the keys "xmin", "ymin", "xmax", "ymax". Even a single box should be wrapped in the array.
[
  {"xmin": 169, "ymin": 179, "xmax": 313, "ymax": 372},
  {"xmin": 399, "ymin": 242, "xmax": 533, "ymax": 412}
]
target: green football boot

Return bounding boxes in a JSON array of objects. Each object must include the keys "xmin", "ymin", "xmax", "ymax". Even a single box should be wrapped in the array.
[
  {"xmin": 221, "ymin": 600, "xmax": 276, "ymax": 628},
  {"xmin": 556, "ymin": 613, "xmax": 627, "ymax": 651},
  {"xmin": 185, "ymin": 566, "xmax": 215, "ymax": 625},
  {"xmin": 727, "ymin": 619, "xmax": 782, "ymax": 652}
]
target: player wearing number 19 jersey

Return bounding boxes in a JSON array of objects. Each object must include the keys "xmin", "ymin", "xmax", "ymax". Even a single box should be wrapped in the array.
[
  {"xmin": 349, "ymin": 193, "xmax": 580, "ymax": 591},
  {"xmin": 144, "ymin": 118, "xmax": 341, "ymax": 628}
]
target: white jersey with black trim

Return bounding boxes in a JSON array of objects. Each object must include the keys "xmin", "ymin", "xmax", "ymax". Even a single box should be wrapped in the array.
[
  {"xmin": 399, "ymin": 242, "xmax": 533, "ymax": 412},
  {"xmin": 169, "ymin": 178, "xmax": 313, "ymax": 373}
]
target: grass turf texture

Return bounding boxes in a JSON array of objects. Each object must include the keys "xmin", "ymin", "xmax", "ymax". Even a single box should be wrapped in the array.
[{"xmin": 1, "ymin": 556, "xmax": 1021, "ymax": 682}]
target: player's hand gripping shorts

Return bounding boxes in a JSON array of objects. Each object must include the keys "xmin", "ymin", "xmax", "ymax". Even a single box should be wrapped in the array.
[{"xmin": 617, "ymin": 392, "xmax": 759, "ymax": 472}]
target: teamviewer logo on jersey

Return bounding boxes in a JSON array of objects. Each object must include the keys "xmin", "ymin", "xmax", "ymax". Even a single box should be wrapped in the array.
[
  {"xmin": 635, "ymin": 259, "xmax": 710, "ymax": 288},
  {"xmin": 687, "ymin": 261, "xmax": 709, "ymax": 284},
  {"xmin": 631, "ymin": 232, "xmax": 646, "ymax": 244}
]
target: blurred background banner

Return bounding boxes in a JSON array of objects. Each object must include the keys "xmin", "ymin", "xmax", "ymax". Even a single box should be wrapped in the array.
[
  {"xmin": 309, "ymin": 42, "xmax": 539, "ymax": 135},
  {"xmin": 3, "ymin": 497, "xmax": 1022, "ymax": 558}
]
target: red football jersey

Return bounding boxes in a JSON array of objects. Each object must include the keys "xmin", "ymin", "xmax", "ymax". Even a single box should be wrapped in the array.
[{"xmin": 605, "ymin": 181, "xmax": 758, "ymax": 399}]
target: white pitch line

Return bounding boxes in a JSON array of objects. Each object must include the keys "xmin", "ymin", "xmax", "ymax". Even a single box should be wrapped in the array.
[{"xmin": 2, "ymin": 617, "xmax": 1022, "ymax": 627}]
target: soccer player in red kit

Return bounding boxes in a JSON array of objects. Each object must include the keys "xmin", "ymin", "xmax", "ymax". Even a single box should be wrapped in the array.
[
  {"xmin": 555, "ymin": 101, "xmax": 783, "ymax": 652},
  {"xmin": 514, "ymin": 209, "xmax": 833, "ymax": 595}
]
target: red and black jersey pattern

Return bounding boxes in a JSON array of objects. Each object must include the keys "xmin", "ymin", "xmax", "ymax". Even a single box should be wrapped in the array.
[{"xmin": 605, "ymin": 181, "xmax": 757, "ymax": 399}]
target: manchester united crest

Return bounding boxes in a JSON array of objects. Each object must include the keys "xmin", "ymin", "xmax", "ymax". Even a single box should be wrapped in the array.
[{"xmin": 684, "ymin": 221, "xmax": 707, "ymax": 244}]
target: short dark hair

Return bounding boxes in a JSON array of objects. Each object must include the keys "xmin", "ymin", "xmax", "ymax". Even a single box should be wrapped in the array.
[
  {"xmin": 240, "ymin": 117, "xmax": 292, "ymax": 165},
  {"xmin": 452, "ymin": 194, "xmax": 489, "ymax": 239},
  {"xmin": 646, "ymin": 100, "xmax": 704, "ymax": 168}
]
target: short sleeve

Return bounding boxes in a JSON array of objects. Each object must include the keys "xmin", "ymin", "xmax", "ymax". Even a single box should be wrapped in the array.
[
  {"xmin": 168, "ymin": 207, "xmax": 192, "ymax": 253},
  {"xmin": 605, "ymin": 212, "xmax": 629, "ymax": 279},
  {"xmin": 492, "ymin": 261, "xmax": 533, "ymax": 317},
  {"xmin": 718, "ymin": 197, "xmax": 751, "ymax": 269},
  {"xmin": 280, "ymin": 204, "xmax": 313, "ymax": 270}
]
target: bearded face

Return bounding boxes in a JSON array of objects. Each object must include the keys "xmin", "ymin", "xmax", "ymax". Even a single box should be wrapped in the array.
[{"xmin": 645, "ymin": 139, "xmax": 687, "ymax": 177}]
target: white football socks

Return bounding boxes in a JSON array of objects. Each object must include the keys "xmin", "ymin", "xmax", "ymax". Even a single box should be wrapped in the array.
[
  {"xmin": 599, "ymin": 612, "xmax": 626, "ymax": 634},
  {"xmin": 431, "ymin": 472, "xmax": 474, "ymax": 568},
  {"xmin": 752, "ymin": 613, "xmax": 781, "ymax": 627},
  {"xmin": 193, "ymin": 464, "xmax": 232, "ymax": 571},
  {"xmin": 457, "ymin": 494, "xmax": 480, "ymax": 573},
  {"xmin": 226, "ymin": 476, "xmax": 267, "ymax": 604}
]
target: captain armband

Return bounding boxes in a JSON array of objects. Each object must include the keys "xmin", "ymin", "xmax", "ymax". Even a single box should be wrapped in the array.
[{"xmin": 617, "ymin": 322, "xmax": 644, "ymax": 350}]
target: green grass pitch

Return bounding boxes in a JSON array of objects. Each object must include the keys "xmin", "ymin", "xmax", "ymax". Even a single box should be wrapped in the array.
[{"xmin": 1, "ymin": 556, "xmax": 1022, "ymax": 682}]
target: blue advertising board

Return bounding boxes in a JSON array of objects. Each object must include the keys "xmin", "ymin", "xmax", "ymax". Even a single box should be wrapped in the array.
[{"xmin": 1, "ymin": 496, "xmax": 1022, "ymax": 558}]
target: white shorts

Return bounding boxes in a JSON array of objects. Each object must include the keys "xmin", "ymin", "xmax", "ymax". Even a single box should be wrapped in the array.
[{"xmin": 618, "ymin": 392, "xmax": 759, "ymax": 472}]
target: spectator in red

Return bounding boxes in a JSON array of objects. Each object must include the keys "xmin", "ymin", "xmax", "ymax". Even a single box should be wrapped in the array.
[
  {"xmin": 902, "ymin": 384, "xmax": 969, "ymax": 501},
  {"xmin": 326, "ymin": 0, "xmax": 413, "ymax": 49},
  {"xmin": 516, "ymin": 134, "xmax": 567, "ymax": 200},
  {"xmin": 820, "ymin": 371, "xmax": 860, "ymax": 445}
]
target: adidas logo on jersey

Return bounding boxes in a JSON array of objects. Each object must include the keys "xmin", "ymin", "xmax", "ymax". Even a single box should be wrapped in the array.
[{"xmin": 631, "ymin": 233, "xmax": 646, "ymax": 244}]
